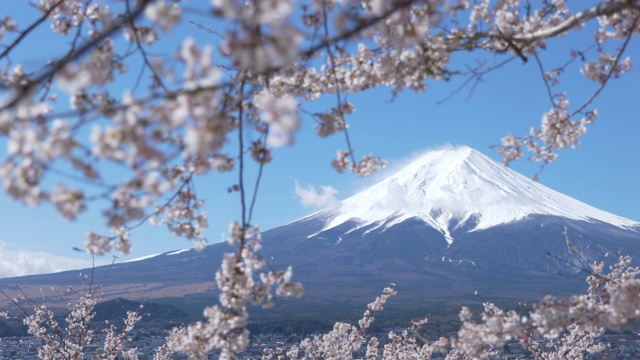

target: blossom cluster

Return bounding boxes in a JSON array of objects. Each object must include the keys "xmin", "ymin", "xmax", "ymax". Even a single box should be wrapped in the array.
[
  {"xmin": 166, "ymin": 227, "xmax": 303, "ymax": 358},
  {"xmin": 13, "ymin": 290, "xmax": 145, "ymax": 360}
]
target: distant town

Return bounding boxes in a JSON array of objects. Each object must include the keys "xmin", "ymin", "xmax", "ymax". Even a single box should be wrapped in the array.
[{"xmin": 2, "ymin": 327, "xmax": 640, "ymax": 359}]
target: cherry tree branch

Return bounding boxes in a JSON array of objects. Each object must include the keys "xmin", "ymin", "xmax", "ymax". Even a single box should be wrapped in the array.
[
  {"xmin": 0, "ymin": 0, "xmax": 65, "ymax": 61},
  {"xmin": 513, "ymin": 0, "xmax": 637, "ymax": 42},
  {"xmin": 1, "ymin": 0, "xmax": 151, "ymax": 111}
]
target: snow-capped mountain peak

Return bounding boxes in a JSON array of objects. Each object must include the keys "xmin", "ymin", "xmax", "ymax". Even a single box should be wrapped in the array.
[{"xmin": 319, "ymin": 146, "xmax": 638, "ymax": 244}]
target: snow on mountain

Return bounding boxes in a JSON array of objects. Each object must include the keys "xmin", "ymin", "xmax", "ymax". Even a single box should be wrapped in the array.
[
  {"xmin": 123, "ymin": 253, "xmax": 161, "ymax": 262},
  {"xmin": 317, "ymin": 145, "xmax": 638, "ymax": 244},
  {"xmin": 166, "ymin": 249, "xmax": 191, "ymax": 256},
  {"xmin": 122, "ymin": 248, "xmax": 192, "ymax": 263}
]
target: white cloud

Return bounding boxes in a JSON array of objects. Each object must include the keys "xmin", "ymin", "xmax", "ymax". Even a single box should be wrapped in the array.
[
  {"xmin": 0, "ymin": 242, "xmax": 97, "ymax": 279},
  {"xmin": 294, "ymin": 181, "xmax": 339, "ymax": 209}
]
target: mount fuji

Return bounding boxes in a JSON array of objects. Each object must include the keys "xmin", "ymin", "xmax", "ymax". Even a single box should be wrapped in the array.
[
  {"xmin": 257, "ymin": 146, "xmax": 640, "ymax": 305},
  {"xmin": 2, "ymin": 146, "xmax": 639, "ymax": 317},
  {"xmin": 306, "ymin": 145, "xmax": 637, "ymax": 245}
]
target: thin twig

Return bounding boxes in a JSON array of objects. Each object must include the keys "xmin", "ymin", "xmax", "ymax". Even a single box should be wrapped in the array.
[
  {"xmin": 569, "ymin": 15, "xmax": 638, "ymax": 118},
  {"xmin": 238, "ymin": 75, "xmax": 248, "ymax": 254},
  {"xmin": 322, "ymin": 3, "xmax": 356, "ymax": 164},
  {"xmin": 126, "ymin": 0, "xmax": 168, "ymax": 92},
  {"xmin": 533, "ymin": 52, "xmax": 556, "ymax": 108},
  {"xmin": 1, "ymin": 0, "xmax": 151, "ymax": 110},
  {"xmin": 0, "ymin": 0, "xmax": 65, "ymax": 61}
]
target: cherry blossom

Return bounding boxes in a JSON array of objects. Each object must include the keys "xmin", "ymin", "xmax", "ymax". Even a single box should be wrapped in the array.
[{"xmin": 1, "ymin": 0, "xmax": 640, "ymax": 358}]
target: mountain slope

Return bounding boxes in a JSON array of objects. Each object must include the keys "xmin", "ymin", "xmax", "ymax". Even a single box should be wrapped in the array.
[{"xmin": 255, "ymin": 146, "xmax": 640, "ymax": 307}]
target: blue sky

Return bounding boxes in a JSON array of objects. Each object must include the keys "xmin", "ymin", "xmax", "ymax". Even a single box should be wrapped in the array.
[{"xmin": 0, "ymin": 2, "xmax": 639, "ymax": 277}]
